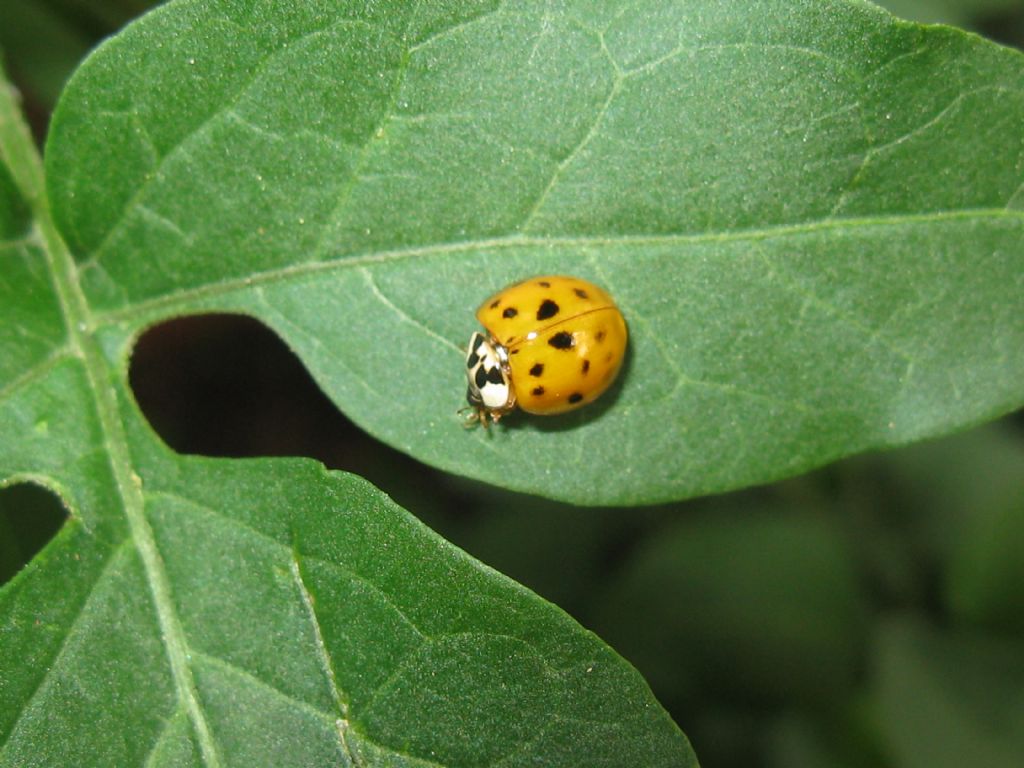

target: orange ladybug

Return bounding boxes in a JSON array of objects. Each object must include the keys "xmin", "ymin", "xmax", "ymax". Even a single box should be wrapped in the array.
[{"xmin": 464, "ymin": 275, "xmax": 628, "ymax": 426}]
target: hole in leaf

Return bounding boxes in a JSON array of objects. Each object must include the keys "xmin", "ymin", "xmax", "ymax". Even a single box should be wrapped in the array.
[
  {"xmin": 0, "ymin": 482, "xmax": 68, "ymax": 586},
  {"xmin": 128, "ymin": 314, "xmax": 440, "ymax": 511}
]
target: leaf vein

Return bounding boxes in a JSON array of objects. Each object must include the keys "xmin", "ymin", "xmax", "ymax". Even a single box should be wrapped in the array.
[
  {"xmin": 192, "ymin": 650, "xmax": 338, "ymax": 724},
  {"xmin": 289, "ymin": 549, "xmax": 350, "ymax": 718},
  {"xmin": 0, "ymin": 234, "xmax": 36, "ymax": 253},
  {"xmin": 149, "ymin": 488, "xmax": 431, "ymax": 641},
  {"xmin": 361, "ymin": 267, "xmax": 462, "ymax": 354},
  {"xmin": 0, "ymin": 348, "xmax": 74, "ymax": 404},
  {"xmin": 252, "ymin": 284, "xmax": 385, "ymax": 401},
  {"xmin": 140, "ymin": 706, "xmax": 186, "ymax": 768},
  {"xmin": 588, "ymin": 255, "xmax": 820, "ymax": 415},
  {"xmin": 757, "ymin": 248, "xmax": 919, "ymax": 369},
  {"xmin": 311, "ymin": 10, "xmax": 422, "ymax": 260},
  {"xmin": 407, "ymin": 3, "xmax": 505, "ymax": 54},
  {"xmin": 88, "ymin": 15, "xmax": 384, "ymax": 265},
  {"xmin": 876, "ymin": 86, "xmax": 1015, "ymax": 158},
  {"xmin": 0, "ymin": 537, "xmax": 131, "ymax": 752},
  {"xmin": 832, "ymin": 85, "xmax": 1022, "ymax": 216},
  {"xmin": 518, "ymin": 75, "xmax": 621, "ymax": 232},
  {"xmin": 621, "ymin": 41, "xmax": 861, "ymax": 80},
  {"xmin": 92, "ymin": 207, "xmax": 1024, "ymax": 324}
]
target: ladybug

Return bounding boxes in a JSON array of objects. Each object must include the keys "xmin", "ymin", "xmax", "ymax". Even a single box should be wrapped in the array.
[{"xmin": 464, "ymin": 275, "xmax": 628, "ymax": 426}]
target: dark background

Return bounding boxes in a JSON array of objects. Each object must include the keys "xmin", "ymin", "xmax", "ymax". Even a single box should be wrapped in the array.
[{"xmin": 2, "ymin": 2, "xmax": 1023, "ymax": 766}]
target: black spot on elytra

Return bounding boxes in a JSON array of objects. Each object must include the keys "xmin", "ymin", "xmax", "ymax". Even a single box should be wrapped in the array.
[
  {"xmin": 595, "ymin": 329, "xmax": 606, "ymax": 342},
  {"xmin": 529, "ymin": 363, "xmax": 544, "ymax": 377},
  {"xmin": 532, "ymin": 386, "xmax": 545, "ymax": 396},
  {"xmin": 568, "ymin": 393, "xmax": 584, "ymax": 404},
  {"xmin": 502, "ymin": 307, "xmax": 518, "ymax": 318},
  {"xmin": 486, "ymin": 366, "xmax": 505, "ymax": 385},
  {"xmin": 537, "ymin": 281, "xmax": 551, "ymax": 287},
  {"xmin": 474, "ymin": 366, "xmax": 489, "ymax": 388},
  {"xmin": 581, "ymin": 359, "xmax": 590, "ymax": 374},
  {"xmin": 466, "ymin": 349, "xmax": 480, "ymax": 369},
  {"xmin": 548, "ymin": 331, "xmax": 574, "ymax": 349},
  {"xmin": 536, "ymin": 299, "xmax": 559, "ymax": 321},
  {"xmin": 605, "ymin": 352, "xmax": 613, "ymax": 362},
  {"xmin": 510, "ymin": 349, "xmax": 520, "ymax": 355},
  {"xmin": 489, "ymin": 299, "xmax": 500, "ymax": 309},
  {"xmin": 574, "ymin": 288, "xmax": 589, "ymax": 299}
]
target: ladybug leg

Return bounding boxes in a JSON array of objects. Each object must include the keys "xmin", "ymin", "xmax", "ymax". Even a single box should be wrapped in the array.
[{"xmin": 458, "ymin": 405, "xmax": 487, "ymax": 429}]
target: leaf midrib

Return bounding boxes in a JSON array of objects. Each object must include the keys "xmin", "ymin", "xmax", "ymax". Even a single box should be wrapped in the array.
[
  {"xmin": 91, "ymin": 205, "xmax": 1023, "ymax": 325},
  {"xmin": 0, "ymin": 70, "xmax": 224, "ymax": 767}
]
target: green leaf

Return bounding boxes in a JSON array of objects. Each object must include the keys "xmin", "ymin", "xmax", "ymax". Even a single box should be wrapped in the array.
[
  {"xmin": 592, "ymin": 502, "xmax": 869, "ymax": 709},
  {"xmin": 869, "ymin": 617, "xmax": 1024, "ymax": 768},
  {"xmin": 0, "ymin": 71, "xmax": 693, "ymax": 768},
  {"xmin": 929, "ymin": 427, "xmax": 1024, "ymax": 636},
  {"xmin": 765, "ymin": 713, "xmax": 882, "ymax": 768},
  {"xmin": 849, "ymin": 423, "xmax": 1024, "ymax": 634},
  {"xmin": 42, "ymin": 0, "xmax": 1024, "ymax": 505}
]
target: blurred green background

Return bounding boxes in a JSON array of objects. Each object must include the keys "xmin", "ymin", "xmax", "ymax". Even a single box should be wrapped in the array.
[{"xmin": 2, "ymin": 2, "xmax": 1023, "ymax": 766}]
